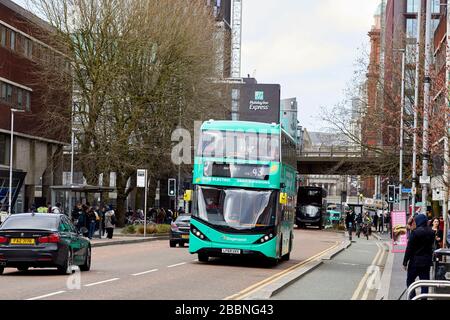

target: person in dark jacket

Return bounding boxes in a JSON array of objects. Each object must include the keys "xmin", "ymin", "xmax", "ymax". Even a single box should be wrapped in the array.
[
  {"xmin": 345, "ymin": 210, "xmax": 356, "ymax": 241},
  {"xmin": 77, "ymin": 204, "xmax": 89, "ymax": 237},
  {"xmin": 403, "ymin": 214, "xmax": 435, "ymax": 299}
]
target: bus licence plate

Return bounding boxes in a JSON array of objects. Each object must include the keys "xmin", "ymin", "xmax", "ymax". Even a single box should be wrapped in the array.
[{"xmin": 222, "ymin": 249, "xmax": 241, "ymax": 255}]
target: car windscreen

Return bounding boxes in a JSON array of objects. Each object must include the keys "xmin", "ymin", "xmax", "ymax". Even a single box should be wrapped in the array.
[
  {"xmin": 0, "ymin": 216, "xmax": 58, "ymax": 231},
  {"xmin": 176, "ymin": 215, "xmax": 191, "ymax": 222}
]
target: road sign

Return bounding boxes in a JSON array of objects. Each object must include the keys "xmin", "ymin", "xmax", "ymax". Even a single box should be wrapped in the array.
[
  {"xmin": 420, "ymin": 176, "xmax": 431, "ymax": 184},
  {"xmin": 137, "ymin": 169, "xmax": 147, "ymax": 188},
  {"xmin": 402, "ymin": 188, "xmax": 412, "ymax": 194}
]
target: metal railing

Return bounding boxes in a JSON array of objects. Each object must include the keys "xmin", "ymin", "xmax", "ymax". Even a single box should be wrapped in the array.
[{"xmin": 405, "ymin": 280, "xmax": 450, "ymax": 300}]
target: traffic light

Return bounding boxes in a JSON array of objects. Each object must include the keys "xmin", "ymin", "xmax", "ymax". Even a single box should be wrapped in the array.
[
  {"xmin": 388, "ymin": 185, "xmax": 395, "ymax": 203},
  {"xmin": 168, "ymin": 179, "xmax": 176, "ymax": 197}
]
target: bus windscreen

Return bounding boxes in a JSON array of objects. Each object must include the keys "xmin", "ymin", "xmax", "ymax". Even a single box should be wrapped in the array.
[{"xmin": 199, "ymin": 130, "xmax": 280, "ymax": 161}]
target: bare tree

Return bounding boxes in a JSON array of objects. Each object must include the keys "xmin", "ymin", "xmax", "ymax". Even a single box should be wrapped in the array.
[{"xmin": 29, "ymin": 0, "xmax": 230, "ymax": 225}]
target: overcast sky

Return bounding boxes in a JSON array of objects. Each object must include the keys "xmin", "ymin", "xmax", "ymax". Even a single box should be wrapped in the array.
[
  {"xmin": 241, "ymin": 0, "xmax": 381, "ymax": 131},
  {"xmin": 13, "ymin": 0, "xmax": 380, "ymax": 132}
]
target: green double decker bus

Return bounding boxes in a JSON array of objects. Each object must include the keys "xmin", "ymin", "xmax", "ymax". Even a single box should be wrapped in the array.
[{"xmin": 188, "ymin": 120, "xmax": 297, "ymax": 264}]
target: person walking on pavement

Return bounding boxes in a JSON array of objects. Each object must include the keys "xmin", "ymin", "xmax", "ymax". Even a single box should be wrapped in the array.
[
  {"xmin": 373, "ymin": 212, "xmax": 379, "ymax": 233},
  {"xmin": 105, "ymin": 206, "xmax": 116, "ymax": 239},
  {"xmin": 77, "ymin": 204, "xmax": 89, "ymax": 237},
  {"xmin": 378, "ymin": 212, "xmax": 385, "ymax": 233},
  {"xmin": 431, "ymin": 218, "xmax": 443, "ymax": 250},
  {"xmin": 345, "ymin": 210, "xmax": 355, "ymax": 241},
  {"xmin": 86, "ymin": 207, "xmax": 97, "ymax": 240},
  {"xmin": 403, "ymin": 214, "xmax": 435, "ymax": 299}
]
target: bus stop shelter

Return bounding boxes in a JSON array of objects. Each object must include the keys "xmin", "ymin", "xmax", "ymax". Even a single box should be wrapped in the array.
[{"xmin": 50, "ymin": 184, "xmax": 115, "ymax": 219}]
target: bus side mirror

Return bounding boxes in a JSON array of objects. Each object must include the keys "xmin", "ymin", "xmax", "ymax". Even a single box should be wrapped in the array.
[
  {"xmin": 279, "ymin": 193, "xmax": 288, "ymax": 205},
  {"xmin": 184, "ymin": 190, "xmax": 193, "ymax": 202}
]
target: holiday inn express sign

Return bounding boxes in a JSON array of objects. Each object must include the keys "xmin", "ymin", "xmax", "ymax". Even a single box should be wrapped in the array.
[{"xmin": 239, "ymin": 83, "xmax": 281, "ymax": 124}]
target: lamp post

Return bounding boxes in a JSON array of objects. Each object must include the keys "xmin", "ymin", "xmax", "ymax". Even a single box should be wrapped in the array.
[
  {"xmin": 411, "ymin": 0, "xmax": 423, "ymax": 216},
  {"xmin": 8, "ymin": 108, "xmax": 25, "ymax": 215},
  {"xmin": 394, "ymin": 48, "xmax": 406, "ymax": 211}
]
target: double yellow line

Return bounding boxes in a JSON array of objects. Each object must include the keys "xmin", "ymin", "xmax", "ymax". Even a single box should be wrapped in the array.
[
  {"xmin": 225, "ymin": 241, "xmax": 341, "ymax": 300},
  {"xmin": 351, "ymin": 241, "xmax": 387, "ymax": 300}
]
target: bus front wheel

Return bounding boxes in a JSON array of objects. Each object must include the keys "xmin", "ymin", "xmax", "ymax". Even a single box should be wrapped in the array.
[{"xmin": 198, "ymin": 253, "xmax": 209, "ymax": 262}]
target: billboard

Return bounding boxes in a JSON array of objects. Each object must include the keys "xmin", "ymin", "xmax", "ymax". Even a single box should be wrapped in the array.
[{"xmin": 238, "ymin": 84, "xmax": 281, "ymax": 124}]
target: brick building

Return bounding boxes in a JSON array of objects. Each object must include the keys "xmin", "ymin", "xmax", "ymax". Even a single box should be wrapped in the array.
[{"xmin": 0, "ymin": 0, "xmax": 69, "ymax": 212}]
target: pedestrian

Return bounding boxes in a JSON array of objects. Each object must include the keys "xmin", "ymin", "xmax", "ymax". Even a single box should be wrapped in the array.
[
  {"xmin": 431, "ymin": 218, "xmax": 443, "ymax": 250},
  {"xmin": 86, "ymin": 207, "xmax": 97, "ymax": 239},
  {"xmin": 345, "ymin": 210, "xmax": 355, "ymax": 241},
  {"xmin": 105, "ymin": 206, "xmax": 116, "ymax": 239},
  {"xmin": 355, "ymin": 213, "xmax": 363, "ymax": 238},
  {"xmin": 378, "ymin": 212, "xmax": 385, "ymax": 233},
  {"xmin": 100, "ymin": 206, "xmax": 107, "ymax": 237},
  {"xmin": 373, "ymin": 212, "xmax": 379, "ymax": 233},
  {"xmin": 403, "ymin": 214, "xmax": 435, "ymax": 299},
  {"xmin": 77, "ymin": 204, "xmax": 89, "ymax": 237},
  {"xmin": 47, "ymin": 202, "xmax": 52, "ymax": 213},
  {"xmin": 71, "ymin": 203, "xmax": 82, "ymax": 223},
  {"xmin": 407, "ymin": 215, "xmax": 416, "ymax": 239},
  {"xmin": 385, "ymin": 212, "xmax": 391, "ymax": 238},
  {"xmin": 51, "ymin": 202, "xmax": 62, "ymax": 214}
]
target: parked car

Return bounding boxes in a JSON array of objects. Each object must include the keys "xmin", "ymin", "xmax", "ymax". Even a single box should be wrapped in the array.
[
  {"xmin": 169, "ymin": 214, "xmax": 191, "ymax": 247},
  {"xmin": 0, "ymin": 213, "xmax": 91, "ymax": 275}
]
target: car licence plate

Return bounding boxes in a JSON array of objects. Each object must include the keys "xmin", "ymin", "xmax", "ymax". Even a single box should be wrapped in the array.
[
  {"xmin": 222, "ymin": 248, "xmax": 241, "ymax": 255},
  {"xmin": 10, "ymin": 238, "xmax": 35, "ymax": 245},
  {"xmin": 181, "ymin": 234, "xmax": 189, "ymax": 239}
]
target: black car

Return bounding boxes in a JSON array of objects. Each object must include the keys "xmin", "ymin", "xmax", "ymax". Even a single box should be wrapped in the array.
[
  {"xmin": 170, "ymin": 215, "xmax": 191, "ymax": 247},
  {"xmin": 0, "ymin": 213, "xmax": 91, "ymax": 275}
]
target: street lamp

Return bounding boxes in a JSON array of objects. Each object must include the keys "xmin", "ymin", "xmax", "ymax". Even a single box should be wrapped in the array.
[
  {"xmin": 394, "ymin": 48, "xmax": 406, "ymax": 211},
  {"xmin": 8, "ymin": 108, "xmax": 25, "ymax": 215}
]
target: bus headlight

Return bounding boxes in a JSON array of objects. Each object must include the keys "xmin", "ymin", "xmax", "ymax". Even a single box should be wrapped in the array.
[
  {"xmin": 191, "ymin": 226, "xmax": 210, "ymax": 241},
  {"xmin": 254, "ymin": 232, "xmax": 275, "ymax": 244}
]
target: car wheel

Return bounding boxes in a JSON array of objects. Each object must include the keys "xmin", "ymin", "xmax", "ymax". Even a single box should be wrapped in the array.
[
  {"xmin": 80, "ymin": 246, "xmax": 91, "ymax": 272},
  {"xmin": 170, "ymin": 240, "xmax": 177, "ymax": 248},
  {"xmin": 17, "ymin": 266, "xmax": 29, "ymax": 272},
  {"xmin": 198, "ymin": 253, "xmax": 209, "ymax": 262},
  {"xmin": 0, "ymin": 267, "xmax": 4, "ymax": 275},
  {"xmin": 58, "ymin": 248, "xmax": 74, "ymax": 275}
]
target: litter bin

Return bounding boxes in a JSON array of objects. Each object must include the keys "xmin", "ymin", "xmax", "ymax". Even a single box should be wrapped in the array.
[{"xmin": 433, "ymin": 249, "xmax": 450, "ymax": 295}]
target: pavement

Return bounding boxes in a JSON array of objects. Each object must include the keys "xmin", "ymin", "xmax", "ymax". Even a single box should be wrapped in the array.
[
  {"xmin": 373, "ymin": 232, "xmax": 409, "ymax": 300},
  {"xmin": 84, "ymin": 228, "xmax": 170, "ymax": 248}
]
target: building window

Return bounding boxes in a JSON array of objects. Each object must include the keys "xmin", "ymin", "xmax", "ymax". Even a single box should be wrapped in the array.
[
  {"xmin": 407, "ymin": 0, "xmax": 419, "ymax": 13},
  {"xmin": 0, "ymin": 80, "xmax": 32, "ymax": 111},
  {"xmin": 0, "ymin": 134, "xmax": 8, "ymax": 166},
  {"xmin": 0, "ymin": 25, "xmax": 6, "ymax": 47},
  {"xmin": 432, "ymin": 18, "xmax": 440, "ymax": 33},
  {"xmin": 25, "ymin": 91, "xmax": 31, "ymax": 111},
  {"xmin": 406, "ymin": 43, "xmax": 416, "ymax": 64},
  {"xmin": 6, "ymin": 84, "xmax": 12, "ymax": 103},
  {"xmin": 10, "ymin": 30, "xmax": 15, "ymax": 50},
  {"xmin": 406, "ymin": 18, "xmax": 418, "ymax": 38},
  {"xmin": 432, "ymin": 0, "xmax": 441, "ymax": 14},
  {"xmin": 17, "ymin": 89, "xmax": 23, "ymax": 109}
]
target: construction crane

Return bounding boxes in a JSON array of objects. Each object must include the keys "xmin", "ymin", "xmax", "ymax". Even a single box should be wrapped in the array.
[{"xmin": 231, "ymin": 0, "xmax": 242, "ymax": 79}]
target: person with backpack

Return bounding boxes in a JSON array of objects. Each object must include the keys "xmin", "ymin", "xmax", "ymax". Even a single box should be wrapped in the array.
[{"xmin": 105, "ymin": 206, "xmax": 116, "ymax": 239}]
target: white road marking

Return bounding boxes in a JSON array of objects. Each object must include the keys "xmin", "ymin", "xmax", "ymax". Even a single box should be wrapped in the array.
[
  {"xmin": 84, "ymin": 278, "xmax": 120, "ymax": 287},
  {"xmin": 131, "ymin": 269, "xmax": 158, "ymax": 276},
  {"xmin": 167, "ymin": 262, "xmax": 186, "ymax": 268},
  {"xmin": 26, "ymin": 291, "xmax": 66, "ymax": 300},
  {"xmin": 351, "ymin": 242, "xmax": 383, "ymax": 300}
]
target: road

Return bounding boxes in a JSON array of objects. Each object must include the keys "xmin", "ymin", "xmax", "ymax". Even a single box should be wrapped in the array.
[{"xmin": 0, "ymin": 229, "xmax": 343, "ymax": 300}]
